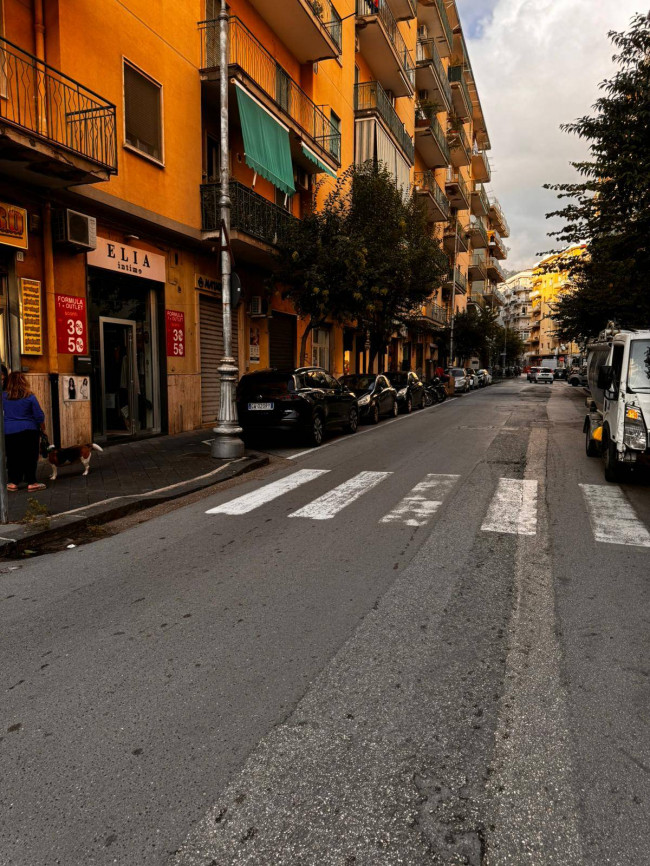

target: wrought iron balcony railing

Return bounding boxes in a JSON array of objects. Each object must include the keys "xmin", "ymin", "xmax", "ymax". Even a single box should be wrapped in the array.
[
  {"xmin": 445, "ymin": 168, "xmax": 469, "ymax": 203},
  {"xmin": 444, "ymin": 267, "xmax": 467, "ymax": 292},
  {"xmin": 354, "ymin": 81, "xmax": 414, "ymax": 161},
  {"xmin": 470, "ymin": 218, "xmax": 489, "ymax": 248},
  {"xmin": 306, "ymin": 0, "xmax": 343, "ymax": 50},
  {"xmin": 201, "ymin": 181, "xmax": 295, "ymax": 246},
  {"xmin": 434, "ymin": 0, "xmax": 453, "ymax": 51},
  {"xmin": 447, "ymin": 123, "xmax": 470, "ymax": 159},
  {"xmin": 355, "ymin": 0, "xmax": 415, "ymax": 89},
  {"xmin": 426, "ymin": 302, "xmax": 448, "ymax": 325},
  {"xmin": 489, "ymin": 196, "xmax": 510, "ymax": 237},
  {"xmin": 472, "ymin": 183, "xmax": 490, "ymax": 214},
  {"xmin": 413, "ymin": 171, "xmax": 450, "ymax": 219},
  {"xmin": 0, "ymin": 36, "xmax": 117, "ymax": 171},
  {"xmin": 448, "ymin": 65, "xmax": 473, "ymax": 115},
  {"xmin": 415, "ymin": 39, "xmax": 452, "ymax": 107},
  {"xmin": 200, "ymin": 18, "xmax": 340, "ymax": 161},
  {"xmin": 416, "ymin": 111, "xmax": 450, "ymax": 163}
]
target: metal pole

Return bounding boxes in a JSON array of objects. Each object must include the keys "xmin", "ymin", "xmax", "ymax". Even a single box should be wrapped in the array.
[
  {"xmin": 448, "ymin": 211, "xmax": 460, "ymax": 366},
  {"xmin": 211, "ymin": 1, "xmax": 245, "ymax": 460},
  {"xmin": 0, "ymin": 393, "xmax": 8, "ymax": 524}
]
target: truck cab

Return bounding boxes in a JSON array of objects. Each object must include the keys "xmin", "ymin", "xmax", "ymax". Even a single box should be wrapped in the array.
[{"xmin": 584, "ymin": 328, "xmax": 650, "ymax": 481}]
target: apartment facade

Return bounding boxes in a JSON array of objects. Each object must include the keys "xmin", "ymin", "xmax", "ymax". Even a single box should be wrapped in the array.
[
  {"xmin": 528, "ymin": 246, "xmax": 585, "ymax": 365},
  {"xmin": 0, "ymin": 0, "xmax": 508, "ymax": 448},
  {"xmin": 502, "ymin": 269, "xmax": 533, "ymax": 363}
]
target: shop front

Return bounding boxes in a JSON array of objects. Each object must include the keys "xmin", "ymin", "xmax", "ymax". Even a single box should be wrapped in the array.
[{"xmin": 86, "ymin": 238, "xmax": 166, "ymax": 442}]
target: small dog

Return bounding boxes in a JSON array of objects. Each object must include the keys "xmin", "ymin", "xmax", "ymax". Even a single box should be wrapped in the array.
[{"xmin": 44, "ymin": 443, "xmax": 104, "ymax": 480}]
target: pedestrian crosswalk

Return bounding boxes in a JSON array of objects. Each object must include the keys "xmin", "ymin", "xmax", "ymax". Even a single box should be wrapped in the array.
[{"xmin": 206, "ymin": 469, "xmax": 650, "ymax": 549}]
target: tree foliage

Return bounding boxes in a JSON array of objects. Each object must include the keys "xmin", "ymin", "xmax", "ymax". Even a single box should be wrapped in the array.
[{"xmin": 544, "ymin": 13, "xmax": 650, "ymax": 341}]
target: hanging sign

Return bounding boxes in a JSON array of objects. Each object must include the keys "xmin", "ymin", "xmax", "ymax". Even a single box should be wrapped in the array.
[
  {"xmin": 20, "ymin": 278, "xmax": 43, "ymax": 355},
  {"xmin": 0, "ymin": 202, "xmax": 28, "ymax": 250},
  {"xmin": 166, "ymin": 310, "xmax": 185, "ymax": 357},
  {"xmin": 87, "ymin": 237, "xmax": 166, "ymax": 282},
  {"xmin": 56, "ymin": 294, "xmax": 88, "ymax": 354}
]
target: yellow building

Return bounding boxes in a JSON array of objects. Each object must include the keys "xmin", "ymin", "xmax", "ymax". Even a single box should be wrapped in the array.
[
  {"xmin": 528, "ymin": 245, "xmax": 585, "ymax": 365},
  {"xmin": 0, "ymin": 0, "xmax": 508, "ymax": 448}
]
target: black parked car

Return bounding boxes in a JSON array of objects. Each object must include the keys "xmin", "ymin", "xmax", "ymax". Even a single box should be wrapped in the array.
[
  {"xmin": 553, "ymin": 367, "xmax": 568, "ymax": 380},
  {"xmin": 385, "ymin": 371, "xmax": 426, "ymax": 413},
  {"xmin": 237, "ymin": 367, "xmax": 358, "ymax": 446},
  {"xmin": 339, "ymin": 374, "xmax": 398, "ymax": 424}
]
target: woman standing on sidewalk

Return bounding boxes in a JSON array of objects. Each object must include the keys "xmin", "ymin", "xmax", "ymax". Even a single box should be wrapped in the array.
[{"xmin": 2, "ymin": 372, "xmax": 46, "ymax": 492}]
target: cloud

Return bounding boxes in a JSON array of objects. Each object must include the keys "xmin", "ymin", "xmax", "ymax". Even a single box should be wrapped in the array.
[{"xmin": 462, "ymin": 0, "xmax": 642, "ymax": 271}]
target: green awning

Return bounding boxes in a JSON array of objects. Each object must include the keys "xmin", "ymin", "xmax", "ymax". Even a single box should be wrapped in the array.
[
  {"xmin": 301, "ymin": 143, "xmax": 337, "ymax": 178},
  {"xmin": 235, "ymin": 86, "xmax": 295, "ymax": 196}
]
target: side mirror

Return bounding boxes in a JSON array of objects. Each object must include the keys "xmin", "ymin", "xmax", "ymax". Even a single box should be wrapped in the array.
[{"xmin": 597, "ymin": 365, "xmax": 613, "ymax": 390}]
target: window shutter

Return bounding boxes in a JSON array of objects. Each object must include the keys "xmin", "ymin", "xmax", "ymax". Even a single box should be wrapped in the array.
[{"xmin": 124, "ymin": 64, "xmax": 162, "ymax": 161}]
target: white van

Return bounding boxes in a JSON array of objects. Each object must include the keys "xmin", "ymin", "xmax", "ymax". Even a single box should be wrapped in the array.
[{"xmin": 584, "ymin": 326, "xmax": 650, "ymax": 481}]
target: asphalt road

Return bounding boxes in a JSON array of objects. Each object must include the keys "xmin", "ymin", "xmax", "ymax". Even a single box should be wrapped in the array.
[{"xmin": 1, "ymin": 379, "xmax": 648, "ymax": 865}]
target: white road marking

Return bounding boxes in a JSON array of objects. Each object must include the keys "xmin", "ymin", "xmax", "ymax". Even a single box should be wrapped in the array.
[
  {"xmin": 205, "ymin": 469, "xmax": 329, "ymax": 515},
  {"xmin": 481, "ymin": 478, "xmax": 538, "ymax": 536},
  {"xmin": 380, "ymin": 474, "xmax": 460, "ymax": 527},
  {"xmin": 289, "ymin": 471, "xmax": 392, "ymax": 520},
  {"xmin": 580, "ymin": 483, "xmax": 650, "ymax": 547}
]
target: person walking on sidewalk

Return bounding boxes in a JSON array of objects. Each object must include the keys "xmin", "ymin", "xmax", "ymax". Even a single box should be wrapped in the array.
[{"xmin": 3, "ymin": 372, "xmax": 46, "ymax": 492}]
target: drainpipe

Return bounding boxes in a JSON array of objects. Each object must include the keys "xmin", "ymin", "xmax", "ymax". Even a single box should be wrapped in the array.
[
  {"xmin": 43, "ymin": 203, "xmax": 61, "ymax": 447},
  {"xmin": 33, "ymin": 0, "xmax": 47, "ymax": 135}
]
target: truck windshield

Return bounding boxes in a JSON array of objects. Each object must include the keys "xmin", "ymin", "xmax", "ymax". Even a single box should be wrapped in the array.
[{"xmin": 628, "ymin": 340, "xmax": 650, "ymax": 391}]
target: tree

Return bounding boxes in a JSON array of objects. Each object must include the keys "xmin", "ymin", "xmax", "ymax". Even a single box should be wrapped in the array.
[
  {"xmin": 435, "ymin": 305, "xmax": 499, "ymax": 366},
  {"xmin": 544, "ymin": 13, "xmax": 650, "ymax": 341}
]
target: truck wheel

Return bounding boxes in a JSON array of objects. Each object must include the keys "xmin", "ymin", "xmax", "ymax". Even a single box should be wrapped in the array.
[
  {"xmin": 585, "ymin": 426, "xmax": 600, "ymax": 457},
  {"xmin": 603, "ymin": 434, "xmax": 622, "ymax": 482}
]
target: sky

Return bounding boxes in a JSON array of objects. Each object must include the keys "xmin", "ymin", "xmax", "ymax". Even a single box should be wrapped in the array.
[{"xmin": 456, "ymin": 0, "xmax": 643, "ymax": 272}]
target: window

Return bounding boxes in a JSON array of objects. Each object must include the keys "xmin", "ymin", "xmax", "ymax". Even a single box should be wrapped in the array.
[
  {"xmin": 312, "ymin": 328, "xmax": 330, "ymax": 370},
  {"xmin": 275, "ymin": 187, "xmax": 293, "ymax": 211},
  {"xmin": 329, "ymin": 110, "xmax": 341, "ymax": 161},
  {"xmin": 123, "ymin": 61, "xmax": 163, "ymax": 163}
]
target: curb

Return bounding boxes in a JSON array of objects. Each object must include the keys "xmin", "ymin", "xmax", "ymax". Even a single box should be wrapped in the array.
[{"xmin": 0, "ymin": 453, "xmax": 269, "ymax": 558}]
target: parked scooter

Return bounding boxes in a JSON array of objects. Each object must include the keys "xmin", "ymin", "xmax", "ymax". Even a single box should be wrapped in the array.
[{"xmin": 423, "ymin": 377, "xmax": 447, "ymax": 406}]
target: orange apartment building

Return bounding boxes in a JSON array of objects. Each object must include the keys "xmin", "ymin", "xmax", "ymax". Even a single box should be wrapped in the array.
[{"xmin": 0, "ymin": 0, "xmax": 508, "ymax": 447}]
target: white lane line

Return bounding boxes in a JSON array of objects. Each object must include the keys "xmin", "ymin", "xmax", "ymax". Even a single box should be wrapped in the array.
[
  {"xmin": 580, "ymin": 483, "xmax": 650, "ymax": 547},
  {"xmin": 380, "ymin": 474, "xmax": 460, "ymax": 527},
  {"xmin": 206, "ymin": 469, "xmax": 329, "ymax": 515},
  {"xmin": 289, "ymin": 471, "xmax": 392, "ymax": 520},
  {"xmin": 481, "ymin": 478, "xmax": 538, "ymax": 536}
]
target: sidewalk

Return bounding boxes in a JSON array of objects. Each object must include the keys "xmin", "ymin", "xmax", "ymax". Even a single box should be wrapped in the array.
[{"xmin": 1, "ymin": 429, "xmax": 267, "ymax": 555}]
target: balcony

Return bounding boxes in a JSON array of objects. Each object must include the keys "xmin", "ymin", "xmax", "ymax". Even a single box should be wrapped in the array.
[
  {"xmin": 414, "ymin": 113, "xmax": 450, "ymax": 168},
  {"xmin": 413, "ymin": 171, "xmax": 450, "ymax": 222},
  {"xmin": 417, "ymin": 0, "xmax": 453, "ymax": 58},
  {"xmin": 470, "ymin": 183, "xmax": 489, "ymax": 217},
  {"xmin": 200, "ymin": 18, "xmax": 340, "ymax": 174},
  {"xmin": 447, "ymin": 124, "xmax": 471, "ymax": 168},
  {"xmin": 443, "ymin": 219, "xmax": 469, "ymax": 254},
  {"xmin": 489, "ymin": 229, "xmax": 507, "ymax": 260},
  {"xmin": 489, "ymin": 196, "xmax": 510, "ymax": 237},
  {"xmin": 468, "ymin": 218, "xmax": 488, "ymax": 249},
  {"xmin": 448, "ymin": 66, "xmax": 473, "ymax": 120},
  {"xmin": 443, "ymin": 267, "xmax": 467, "ymax": 295},
  {"xmin": 0, "ymin": 37, "xmax": 117, "ymax": 187},
  {"xmin": 487, "ymin": 256, "xmax": 506, "ymax": 282},
  {"xmin": 355, "ymin": 81, "xmax": 414, "ymax": 162},
  {"xmin": 468, "ymin": 293, "xmax": 487, "ymax": 311},
  {"xmin": 445, "ymin": 168, "xmax": 470, "ymax": 210},
  {"xmin": 355, "ymin": 0, "xmax": 415, "ymax": 98},
  {"xmin": 243, "ymin": 0, "xmax": 342, "ymax": 61},
  {"xmin": 424, "ymin": 302, "xmax": 448, "ymax": 326},
  {"xmin": 386, "ymin": 0, "xmax": 417, "ymax": 20},
  {"xmin": 415, "ymin": 40, "xmax": 452, "ymax": 112},
  {"xmin": 471, "ymin": 147, "xmax": 491, "ymax": 183},
  {"xmin": 469, "ymin": 252, "xmax": 488, "ymax": 281},
  {"xmin": 202, "ymin": 181, "xmax": 295, "ymax": 253}
]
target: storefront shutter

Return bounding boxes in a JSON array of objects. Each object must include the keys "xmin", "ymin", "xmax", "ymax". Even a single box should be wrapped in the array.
[
  {"xmin": 199, "ymin": 295, "xmax": 239, "ymax": 424},
  {"xmin": 269, "ymin": 312, "xmax": 296, "ymax": 370}
]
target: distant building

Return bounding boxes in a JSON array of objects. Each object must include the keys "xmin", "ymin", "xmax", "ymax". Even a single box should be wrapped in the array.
[{"xmin": 503, "ymin": 270, "xmax": 534, "ymax": 363}]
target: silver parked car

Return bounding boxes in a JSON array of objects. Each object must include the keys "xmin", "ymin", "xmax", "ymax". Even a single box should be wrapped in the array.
[
  {"xmin": 447, "ymin": 368, "xmax": 469, "ymax": 393},
  {"xmin": 535, "ymin": 367, "xmax": 554, "ymax": 384}
]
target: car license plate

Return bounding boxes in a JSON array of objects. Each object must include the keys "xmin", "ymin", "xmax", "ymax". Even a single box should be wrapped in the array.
[{"xmin": 248, "ymin": 402, "xmax": 274, "ymax": 411}]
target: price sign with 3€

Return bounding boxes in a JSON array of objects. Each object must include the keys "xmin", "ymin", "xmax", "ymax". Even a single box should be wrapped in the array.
[
  {"xmin": 166, "ymin": 309, "xmax": 185, "ymax": 357},
  {"xmin": 56, "ymin": 294, "xmax": 88, "ymax": 355}
]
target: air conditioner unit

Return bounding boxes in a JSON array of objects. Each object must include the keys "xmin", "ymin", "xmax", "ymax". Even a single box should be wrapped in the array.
[
  {"xmin": 250, "ymin": 295, "xmax": 264, "ymax": 317},
  {"xmin": 53, "ymin": 209, "xmax": 97, "ymax": 252},
  {"xmin": 417, "ymin": 24, "xmax": 428, "ymax": 39},
  {"xmin": 418, "ymin": 89, "xmax": 429, "ymax": 102}
]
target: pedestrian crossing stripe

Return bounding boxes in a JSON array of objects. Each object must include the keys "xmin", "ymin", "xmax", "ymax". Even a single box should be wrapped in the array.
[
  {"xmin": 289, "ymin": 471, "xmax": 392, "ymax": 520},
  {"xmin": 380, "ymin": 474, "xmax": 460, "ymax": 527},
  {"xmin": 205, "ymin": 468, "xmax": 329, "ymax": 515},
  {"xmin": 481, "ymin": 478, "xmax": 538, "ymax": 536},
  {"xmin": 580, "ymin": 483, "xmax": 650, "ymax": 548}
]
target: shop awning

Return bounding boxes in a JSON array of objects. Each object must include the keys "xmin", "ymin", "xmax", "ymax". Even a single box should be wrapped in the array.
[
  {"xmin": 235, "ymin": 85, "xmax": 295, "ymax": 196},
  {"xmin": 301, "ymin": 143, "xmax": 337, "ymax": 178}
]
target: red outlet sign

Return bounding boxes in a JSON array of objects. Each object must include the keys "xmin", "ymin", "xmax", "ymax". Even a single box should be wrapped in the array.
[
  {"xmin": 166, "ymin": 310, "xmax": 185, "ymax": 357},
  {"xmin": 56, "ymin": 294, "xmax": 88, "ymax": 354}
]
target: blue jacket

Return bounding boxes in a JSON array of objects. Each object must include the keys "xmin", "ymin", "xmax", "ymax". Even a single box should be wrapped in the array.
[{"xmin": 3, "ymin": 393, "xmax": 45, "ymax": 435}]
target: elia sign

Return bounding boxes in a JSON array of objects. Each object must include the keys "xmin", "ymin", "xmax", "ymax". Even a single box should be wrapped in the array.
[
  {"xmin": 0, "ymin": 202, "xmax": 28, "ymax": 250},
  {"xmin": 87, "ymin": 237, "xmax": 166, "ymax": 282}
]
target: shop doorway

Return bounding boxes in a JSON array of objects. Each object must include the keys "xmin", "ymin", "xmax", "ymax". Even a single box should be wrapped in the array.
[{"xmin": 100, "ymin": 318, "xmax": 138, "ymax": 437}]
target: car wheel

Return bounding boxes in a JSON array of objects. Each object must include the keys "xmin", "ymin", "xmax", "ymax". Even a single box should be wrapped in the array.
[
  {"xmin": 370, "ymin": 403, "xmax": 380, "ymax": 424},
  {"xmin": 404, "ymin": 396, "xmax": 412, "ymax": 414},
  {"xmin": 585, "ymin": 425, "xmax": 600, "ymax": 457},
  {"xmin": 391, "ymin": 399, "xmax": 399, "ymax": 417},
  {"xmin": 306, "ymin": 413, "xmax": 324, "ymax": 447},
  {"xmin": 344, "ymin": 406, "xmax": 358, "ymax": 434}
]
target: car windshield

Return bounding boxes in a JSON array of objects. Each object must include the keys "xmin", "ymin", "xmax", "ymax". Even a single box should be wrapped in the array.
[
  {"xmin": 340, "ymin": 375, "xmax": 376, "ymax": 393},
  {"xmin": 387, "ymin": 373, "xmax": 408, "ymax": 387},
  {"xmin": 540, "ymin": 368, "xmax": 553, "ymax": 374},
  {"xmin": 237, "ymin": 373, "xmax": 297, "ymax": 397},
  {"xmin": 450, "ymin": 369, "xmax": 465, "ymax": 377},
  {"xmin": 628, "ymin": 340, "xmax": 650, "ymax": 390}
]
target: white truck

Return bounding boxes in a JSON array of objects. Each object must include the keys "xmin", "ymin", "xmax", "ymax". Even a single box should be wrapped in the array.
[{"xmin": 584, "ymin": 325, "xmax": 650, "ymax": 481}]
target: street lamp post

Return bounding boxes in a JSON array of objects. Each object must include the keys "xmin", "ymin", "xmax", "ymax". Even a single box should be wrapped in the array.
[{"xmin": 211, "ymin": 0, "xmax": 245, "ymax": 460}]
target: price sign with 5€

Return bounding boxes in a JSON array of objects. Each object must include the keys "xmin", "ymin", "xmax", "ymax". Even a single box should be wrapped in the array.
[
  {"xmin": 56, "ymin": 294, "xmax": 88, "ymax": 354},
  {"xmin": 166, "ymin": 309, "xmax": 185, "ymax": 357}
]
